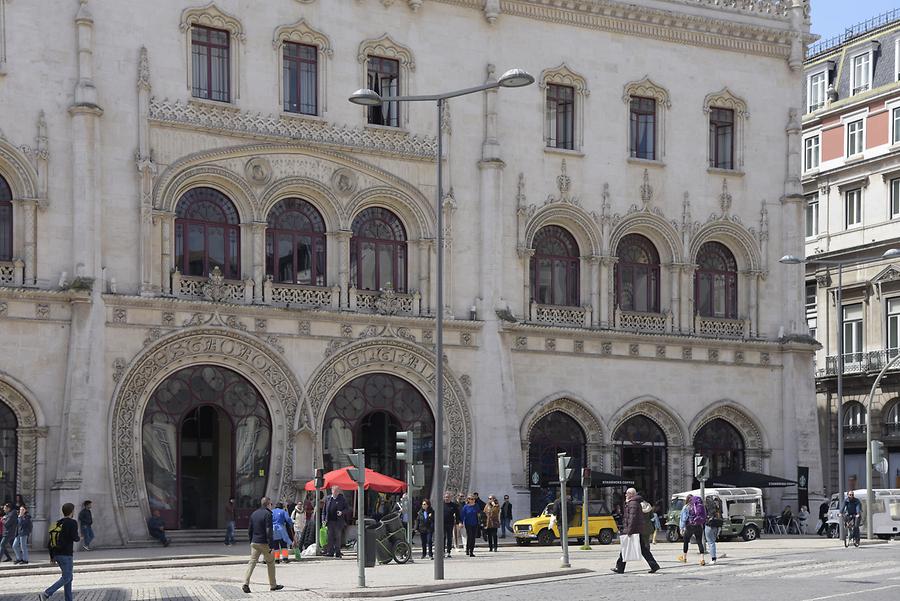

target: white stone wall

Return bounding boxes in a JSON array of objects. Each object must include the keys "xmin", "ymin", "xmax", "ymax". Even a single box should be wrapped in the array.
[{"xmin": 0, "ymin": 0, "xmax": 821, "ymax": 545}]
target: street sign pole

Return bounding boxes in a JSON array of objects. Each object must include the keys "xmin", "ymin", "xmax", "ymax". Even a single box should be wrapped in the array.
[
  {"xmin": 558, "ymin": 453, "xmax": 572, "ymax": 568},
  {"xmin": 348, "ymin": 450, "xmax": 366, "ymax": 588},
  {"xmin": 580, "ymin": 468, "xmax": 591, "ymax": 550},
  {"xmin": 313, "ymin": 467, "xmax": 324, "ymax": 557},
  {"xmin": 395, "ymin": 430, "xmax": 414, "ymax": 560},
  {"xmin": 406, "ymin": 464, "xmax": 414, "ymax": 559}
]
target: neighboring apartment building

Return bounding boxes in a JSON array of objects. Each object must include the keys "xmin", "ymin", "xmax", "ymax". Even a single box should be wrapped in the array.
[
  {"xmin": 803, "ymin": 9, "xmax": 900, "ymax": 494},
  {"xmin": 0, "ymin": 0, "xmax": 818, "ymax": 546}
]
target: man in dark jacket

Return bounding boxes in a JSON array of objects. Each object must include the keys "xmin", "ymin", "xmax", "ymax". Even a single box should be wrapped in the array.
[
  {"xmin": 441, "ymin": 492, "xmax": 458, "ymax": 558},
  {"xmin": 499, "ymin": 495, "xmax": 513, "ymax": 539},
  {"xmin": 147, "ymin": 510, "xmax": 169, "ymax": 547},
  {"xmin": 611, "ymin": 488, "xmax": 660, "ymax": 574},
  {"xmin": 0, "ymin": 503, "xmax": 17, "ymax": 562},
  {"xmin": 552, "ymin": 495, "xmax": 576, "ymax": 527},
  {"xmin": 77, "ymin": 501, "xmax": 93, "ymax": 551},
  {"xmin": 39, "ymin": 502, "xmax": 80, "ymax": 601},
  {"xmin": 324, "ymin": 486, "xmax": 348, "ymax": 558},
  {"xmin": 816, "ymin": 500, "xmax": 830, "ymax": 536},
  {"xmin": 242, "ymin": 497, "xmax": 283, "ymax": 594}
]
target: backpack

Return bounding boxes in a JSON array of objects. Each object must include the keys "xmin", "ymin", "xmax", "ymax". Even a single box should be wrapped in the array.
[
  {"xmin": 47, "ymin": 519, "xmax": 63, "ymax": 553},
  {"xmin": 688, "ymin": 501, "xmax": 707, "ymax": 526}
]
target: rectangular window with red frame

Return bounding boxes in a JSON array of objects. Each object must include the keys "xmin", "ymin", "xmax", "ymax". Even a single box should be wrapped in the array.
[
  {"xmin": 191, "ymin": 26, "xmax": 230, "ymax": 102},
  {"xmin": 367, "ymin": 56, "xmax": 400, "ymax": 127},
  {"xmin": 708, "ymin": 108, "xmax": 734, "ymax": 170},
  {"xmin": 630, "ymin": 97, "xmax": 657, "ymax": 160},
  {"xmin": 283, "ymin": 42, "xmax": 317, "ymax": 115},
  {"xmin": 546, "ymin": 84, "xmax": 574, "ymax": 150}
]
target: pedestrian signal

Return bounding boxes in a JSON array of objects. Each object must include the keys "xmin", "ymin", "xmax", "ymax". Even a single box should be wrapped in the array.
[
  {"xmin": 557, "ymin": 453, "xmax": 573, "ymax": 482},
  {"xmin": 396, "ymin": 430, "xmax": 413, "ymax": 462},
  {"xmin": 694, "ymin": 455, "xmax": 710, "ymax": 482},
  {"xmin": 348, "ymin": 449, "xmax": 366, "ymax": 484}
]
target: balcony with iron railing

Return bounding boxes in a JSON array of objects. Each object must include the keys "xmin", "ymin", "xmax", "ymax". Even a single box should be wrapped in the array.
[
  {"xmin": 806, "ymin": 8, "xmax": 900, "ymax": 58},
  {"xmin": 822, "ymin": 350, "xmax": 900, "ymax": 376}
]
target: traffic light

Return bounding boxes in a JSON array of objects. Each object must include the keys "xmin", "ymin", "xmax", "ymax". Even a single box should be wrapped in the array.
[
  {"xmin": 396, "ymin": 430, "xmax": 413, "ymax": 462},
  {"xmin": 558, "ymin": 453, "xmax": 573, "ymax": 482},
  {"xmin": 411, "ymin": 462, "xmax": 426, "ymax": 488},
  {"xmin": 314, "ymin": 467, "xmax": 325, "ymax": 489},
  {"xmin": 348, "ymin": 448, "xmax": 366, "ymax": 484},
  {"xmin": 694, "ymin": 455, "xmax": 710, "ymax": 482},
  {"xmin": 581, "ymin": 468, "xmax": 592, "ymax": 488},
  {"xmin": 872, "ymin": 440, "xmax": 887, "ymax": 474}
]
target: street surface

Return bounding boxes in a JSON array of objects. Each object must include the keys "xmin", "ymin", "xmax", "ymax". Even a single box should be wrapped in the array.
[{"xmin": 0, "ymin": 537, "xmax": 896, "ymax": 600}]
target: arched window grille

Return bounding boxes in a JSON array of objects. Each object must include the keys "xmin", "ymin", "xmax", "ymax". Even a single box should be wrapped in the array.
[
  {"xmin": 530, "ymin": 225, "xmax": 580, "ymax": 306},
  {"xmin": 0, "ymin": 400, "xmax": 17, "ymax": 505},
  {"xmin": 843, "ymin": 402, "xmax": 867, "ymax": 437},
  {"xmin": 695, "ymin": 241, "xmax": 738, "ymax": 319},
  {"xmin": 174, "ymin": 187, "xmax": 241, "ymax": 279},
  {"xmin": 350, "ymin": 207, "xmax": 407, "ymax": 292},
  {"xmin": 693, "ymin": 418, "xmax": 745, "ymax": 478},
  {"xmin": 615, "ymin": 234, "xmax": 660, "ymax": 313},
  {"xmin": 885, "ymin": 402, "xmax": 900, "ymax": 437},
  {"xmin": 265, "ymin": 198, "xmax": 326, "ymax": 286},
  {"xmin": 0, "ymin": 175, "xmax": 12, "ymax": 262}
]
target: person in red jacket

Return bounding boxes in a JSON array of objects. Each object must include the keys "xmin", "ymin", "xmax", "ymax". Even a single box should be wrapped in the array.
[{"xmin": 611, "ymin": 488, "xmax": 660, "ymax": 574}]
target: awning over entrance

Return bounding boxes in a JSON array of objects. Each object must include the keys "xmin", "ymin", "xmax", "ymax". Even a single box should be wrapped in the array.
[
  {"xmin": 710, "ymin": 470, "xmax": 797, "ymax": 488},
  {"xmin": 593, "ymin": 472, "xmax": 636, "ymax": 488},
  {"xmin": 304, "ymin": 467, "xmax": 407, "ymax": 493}
]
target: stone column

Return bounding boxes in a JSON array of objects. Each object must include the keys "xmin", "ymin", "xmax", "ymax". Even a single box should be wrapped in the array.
[
  {"xmin": 334, "ymin": 230, "xmax": 351, "ymax": 308},
  {"xmin": 599, "ymin": 256, "xmax": 617, "ymax": 327},
  {"xmin": 668, "ymin": 263, "xmax": 680, "ymax": 331},
  {"xmin": 518, "ymin": 248, "xmax": 533, "ymax": 320},
  {"xmin": 587, "ymin": 255, "xmax": 600, "ymax": 327},
  {"xmin": 681, "ymin": 264, "xmax": 696, "ymax": 332},
  {"xmin": 250, "ymin": 222, "xmax": 266, "ymax": 303},
  {"xmin": 418, "ymin": 238, "xmax": 434, "ymax": 315},
  {"xmin": 136, "ymin": 46, "xmax": 156, "ymax": 296},
  {"xmin": 747, "ymin": 270, "xmax": 759, "ymax": 337},
  {"xmin": 21, "ymin": 199, "xmax": 36, "ymax": 285}
]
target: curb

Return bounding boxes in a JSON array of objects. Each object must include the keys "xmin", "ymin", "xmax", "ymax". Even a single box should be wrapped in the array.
[{"xmin": 320, "ymin": 568, "xmax": 593, "ymax": 598}]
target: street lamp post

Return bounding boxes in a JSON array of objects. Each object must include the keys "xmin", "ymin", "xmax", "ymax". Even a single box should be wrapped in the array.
[
  {"xmin": 863, "ymin": 349, "xmax": 900, "ymax": 539},
  {"xmin": 780, "ymin": 248, "xmax": 900, "ymax": 540},
  {"xmin": 350, "ymin": 69, "xmax": 534, "ymax": 580}
]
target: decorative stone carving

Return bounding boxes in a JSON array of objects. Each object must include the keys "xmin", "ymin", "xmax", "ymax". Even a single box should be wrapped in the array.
[
  {"xmin": 111, "ymin": 328, "xmax": 308, "ymax": 509},
  {"xmin": 112, "ymin": 358, "xmax": 127, "ymax": 383},
  {"xmin": 522, "ymin": 396, "xmax": 605, "ymax": 449},
  {"xmin": 202, "ymin": 267, "xmax": 230, "ymax": 302},
  {"xmin": 306, "ymin": 338, "xmax": 472, "ymax": 494},
  {"xmin": 760, "ymin": 352, "xmax": 770, "ymax": 366},
  {"xmin": 245, "ymin": 157, "xmax": 272, "ymax": 186},
  {"xmin": 601, "ymin": 341, "xmax": 612, "ymax": 355},
  {"xmin": 703, "ymin": 87, "xmax": 749, "ymax": 117},
  {"xmin": 340, "ymin": 323, "xmax": 353, "ymax": 337},
  {"xmin": 629, "ymin": 343, "xmax": 640, "ymax": 357},
  {"xmin": 611, "ymin": 400, "xmax": 685, "ymax": 490},
  {"xmin": 515, "ymin": 336, "xmax": 528, "ymax": 350},
  {"xmin": 0, "ymin": 379, "xmax": 41, "ymax": 524},
  {"xmin": 331, "ymin": 167, "xmax": 358, "ymax": 197},
  {"xmin": 622, "ymin": 76, "xmax": 671, "ymax": 107},
  {"xmin": 255, "ymin": 318, "xmax": 267, "ymax": 332},
  {"xmin": 373, "ymin": 285, "xmax": 403, "ymax": 315},
  {"xmin": 298, "ymin": 321, "xmax": 311, "ymax": 336},
  {"xmin": 545, "ymin": 338, "xmax": 556, "ymax": 351},
  {"xmin": 640, "ymin": 169, "xmax": 653, "ymax": 208},
  {"xmin": 708, "ymin": 348, "xmax": 719, "ymax": 362},
  {"xmin": 574, "ymin": 340, "xmax": 584, "ymax": 353},
  {"xmin": 35, "ymin": 304, "xmax": 49, "ymax": 319},
  {"xmin": 546, "ymin": 159, "xmax": 579, "ymax": 206},
  {"xmin": 422, "ymin": 329, "xmax": 433, "ymax": 344},
  {"xmin": 0, "ymin": 302, "xmax": 6, "ymax": 317},
  {"xmin": 143, "ymin": 328, "xmax": 163, "ymax": 346},
  {"xmin": 162, "ymin": 312, "xmax": 175, "ymax": 326},
  {"xmin": 682, "ymin": 347, "xmax": 692, "ymax": 360},
  {"xmin": 691, "ymin": 403, "xmax": 764, "ymax": 453},
  {"xmin": 112, "ymin": 307, "xmax": 127, "ymax": 324},
  {"xmin": 460, "ymin": 332, "xmax": 473, "ymax": 346},
  {"xmin": 459, "ymin": 374, "xmax": 472, "ymax": 397},
  {"xmin": 483, "ymin": 0, "xmax": 500, "ymax": 24},
  {"xmin": 656, "ymin": 345, "xmax": 666, "ymax": 358},
  {"xmin": 735, "ymin": 351, "xmax": 745, "ymax": 364}
]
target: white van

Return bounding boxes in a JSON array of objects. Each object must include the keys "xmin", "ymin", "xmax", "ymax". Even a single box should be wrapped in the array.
[
  {"xmin": 827, "ymin": 489, "xmax": 900, "ymax": 539},
  {"xmin": 666, "ymin": 487, "xmax": 765, "ymax": 542}
]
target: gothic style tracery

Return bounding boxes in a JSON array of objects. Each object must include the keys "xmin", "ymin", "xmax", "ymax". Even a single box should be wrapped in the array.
[
  {"xmin": 531, "ymin": 225, "xmax": 580, "ymax": 307},
  {"xmin": 174, "ymin": 187, "xmax": 242, "ymax": 280},
  {"xmin": 693, "ymin": 417, "xmax": 745, "ymax": 478},
  {"xmin": 265, "ymin": 198, "xmax": 326, "ymax": 286},
  {"xmin": 695, "ymin": 241, "xmax": 738, "ymax": 319},
  {"xmin": 351, "ymin": 207, "xmax": 408, "ymax": 292},
  {"xmin": 0, "ymin": 175, "xmax": 10, "ymax": 261},
  {"xmin": 616, "ymin": 234, "xmax": 660, "ymax": 313}
]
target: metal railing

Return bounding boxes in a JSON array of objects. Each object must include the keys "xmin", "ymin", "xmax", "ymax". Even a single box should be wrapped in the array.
[
  {"xmin": 807, "ymin": 8, "xmax": 900, "ymax": 58},
  {"xmin": 823, "ymin": 349, "xmax": 900, "ymax": 375}
]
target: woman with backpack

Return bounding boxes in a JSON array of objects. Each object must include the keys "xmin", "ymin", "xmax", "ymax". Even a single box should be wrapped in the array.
[
  {"xmin": 704, "ymin": 497, "xmax": 725, "ymax": 564},
  {"xmin": 677, "ymin": 495, "xmax": 707, "ymax": 566}
]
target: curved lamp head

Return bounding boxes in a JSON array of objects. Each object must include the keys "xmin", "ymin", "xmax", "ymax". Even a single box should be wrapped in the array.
[
  {"xmin": 779, "ymin": 255, "xmax": 805, "ymax": 265},
  {"xmin": 498, "ymin": 68, "xmax": 535, "ymax": 88},
  {"xmin": 883, "ymin": 248, "xmax": 900, "ymax": 259},
  {"xmin": 349, "ymin": 88, "xmax": 383, "ymax": 106}
]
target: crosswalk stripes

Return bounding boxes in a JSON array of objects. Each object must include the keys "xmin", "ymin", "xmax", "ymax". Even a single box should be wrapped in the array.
[
  {"xmin": 666, "ymin": 557, "xmax": 889, "ymax": 581},
  {"xmin": 830, "ymin": 562, "xmax": 900, "ymax": 581}
]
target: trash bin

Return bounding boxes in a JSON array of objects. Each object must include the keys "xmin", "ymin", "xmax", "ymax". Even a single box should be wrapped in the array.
[
  {"xmin": 363, "ymin": 519, "xmax": 380, "ymax": 568},
  {"xmin": 381, "ymin": 511, "xmax": 403, "ymax": 534}
]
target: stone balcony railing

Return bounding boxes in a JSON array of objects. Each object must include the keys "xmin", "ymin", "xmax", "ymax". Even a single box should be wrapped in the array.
[
  {"xmin": 529, "ymin": 302, "xmax": 592, "ymax": 328},
  {"xmin": 171, "ymin": 268, "xmax": 253, "ymax": 304},
  {"xmin": 350, "ymin": 286, "xmax": 421, "ymax": 316},
  {"xmin": 0, "ymin": 259, "xmax": 25, "ymax": 287},
  {"xmin": 694, "ymin": 315, "xmax": 748, "ymax": 339},
  {"xmin": 614, "ymin": 308, "xmax": 672, "ymax": 333},
  {"xmin": 263, "ymin": 277, "xmax": 340, "ymax": 310}
]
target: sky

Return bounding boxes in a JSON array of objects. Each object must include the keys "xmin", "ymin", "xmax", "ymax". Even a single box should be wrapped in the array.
[{"xmin": 810, "ymin": 0, "xmax": 900, "ymax": 41}]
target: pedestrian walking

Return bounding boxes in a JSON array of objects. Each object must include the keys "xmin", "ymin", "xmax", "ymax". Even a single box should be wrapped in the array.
[
  {"xmin": 797, "ymin": 506, "xmax": 809, "ymax": 534},
  {"xmin": 324, "ymin": 486, "xmax": 348, "ymax": 559},
  {"xmin": 460, "ymin": 495, "xmax": 480, "ymax": 557},
  {"xmin": 271, "ymin": 502, "xmax": 293, "ymax": 563},
  {"xmin": 224, "ymin": 498, "xmax": 236, "ymax": 546},
  {"xmin": 13, "ymin": 504, "xmax": 32, "ymax": 564},
  {"xmin": 816, "ymin": 500, "xmax": 829, "ymax": 536},
  {"xmin": 1, "ymin": 502, "xmax": 17, "ymax": 562},
  {"xmin": 77, "ymin": 501, "xmax": 93, "ymax": 551},
  {"xmin": 454, "ymin": 493, "xmax": 466, "ymax": 550},
  {"xmin": 704, "ymin": 496, "xmax": 725, "ymax": 564},
  {"xmin": 147, "ymin": 510, "xmax": 170, "ymax": 546},
  {"xmin": 611, "ymin": 488, "xmax": 660, "ymax": 574},
  {"xmin": 290, "ymin": 498, "xmax": 307, "ymax": 549},
  {"xmin": 242, "ymin": 497, "xmax": 283, "ymax": 594},
  {"xmin": 499, "ymin": 495, "xmax": 513, "ymax": 539},
  {"xmin": 441, "ymin": 492, "xmax": 458, "ymax": 558},
  {"xmin": 416, "ymin": 499, "xmax": 435, "ymax": 559},
  {"xmin": 396, "ymin": 493, "xmax": 409, "ymax": 533},
  {"xmin": 483, "ymin": 496, "xmax": 500, "ymax": 552},
  {"xmin": 677, "ymin": 495, "xmax": 707, "ymax": 565},
  {"xmin": 39, "ymin": 502, "xmax": 80, "ymax": 601}
]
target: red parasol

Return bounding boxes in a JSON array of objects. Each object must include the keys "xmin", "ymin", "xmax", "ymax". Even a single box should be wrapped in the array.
[{"xmin": 304, "ymin": 467, "xmax": 407, "ymax": 493}]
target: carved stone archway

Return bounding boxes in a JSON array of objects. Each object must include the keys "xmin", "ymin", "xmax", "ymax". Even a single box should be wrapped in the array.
[
  {"xmin": 306, "ymin": 336, "xmax": 472, "ymax": 494},
  {"xmin": 690, "ymin": 401, "xmax": 766, "ymax": 473},
  {"xmin": 0, "ymin": 376, "xmax": 45, "ymax": 518},
  {"xmin": 520, "ymin": 394, "xmax": 605, "ymax": 475},
  {"xmin": 109, "ymin": 325, "xmax": 309, "ymax": 542}
]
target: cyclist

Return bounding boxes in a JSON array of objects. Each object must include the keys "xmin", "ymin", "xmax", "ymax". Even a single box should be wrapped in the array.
[{"xmin": 841, "ymin": 491, "xmax": 862, "ymax": 546}]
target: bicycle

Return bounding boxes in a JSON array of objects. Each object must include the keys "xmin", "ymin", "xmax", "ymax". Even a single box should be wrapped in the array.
[{"xmin": 842, "ymin": 514, "xmax": 860, "ymax": 548}]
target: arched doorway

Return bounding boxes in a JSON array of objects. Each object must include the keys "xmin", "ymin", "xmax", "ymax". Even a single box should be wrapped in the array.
[
  {"xmin": 0, "ymin": 400, "xmax": 16, "ymax": 504},
  {"xmin": 142, "ymin": 365, "xmax": 272, "ymax": 530},
  {"xmin": 614, "ymin": 415, "xmax": 667, "ymax": 506},
  {"xmin": 527, "ymin": 411, "xmax": 586, "ymax": 516},
  {"xmin": 323, "ymin": 373, "xmax": 434, "ymax": 499},
  {"xmin": 693, "ymin": 418, "xmax": 745, "ymax": 486}
]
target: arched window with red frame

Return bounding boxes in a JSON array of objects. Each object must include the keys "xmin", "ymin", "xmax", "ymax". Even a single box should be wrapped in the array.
[
  {"xmin": 265, "ymin": 198, "xmax": 326, "ymax": 286},
  {"xmin": 175, "ymin": 187, "xmax": 241, "ymax": 280},
  {"xmin": 0, "ymin": 175, "xmax": 12, "ymax": 261},
  {"xmin": 695, "ymin": 241, "xmax": 738, "ymax": 319},
  {"xmin": 350, "ymin": 207, "xmax": 407, "ymax": 292},
  {"xmin": 616, "ymin": 233, "xmax": 660, "ymax": 313},
  {"xmin": 530, "ymin": 225, "xmax": 580, "ymax": 306}
]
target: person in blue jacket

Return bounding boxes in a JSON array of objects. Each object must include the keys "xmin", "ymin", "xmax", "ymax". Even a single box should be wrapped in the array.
[
  {"xmin": 459, "ymin": 495, "xmax": 480, "ymax": 557},
  {"xmin": 271, "ymin": 502, "xmax": 294, "ymax": 563}
]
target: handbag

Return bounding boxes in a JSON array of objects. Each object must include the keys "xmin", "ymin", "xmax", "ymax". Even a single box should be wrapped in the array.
[{"xmin": 620, "ymin": 533, "xmax": 642, "ymax": 562}]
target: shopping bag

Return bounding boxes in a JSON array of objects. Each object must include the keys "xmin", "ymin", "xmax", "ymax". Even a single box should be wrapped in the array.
[
  {"xmin": 620, "ymin": 533, "xmax": 642, "ymax": 562},
  {"xmin": 548, "ymin": 515, "xmax": 557, "ymax": 530},
  {"xmin": 300, "ymin": 543, "xmax": 317, "ymax": 558},
  {"xmin": 319, "ymin": 525, "xmax": 328, "ymax": 548}
]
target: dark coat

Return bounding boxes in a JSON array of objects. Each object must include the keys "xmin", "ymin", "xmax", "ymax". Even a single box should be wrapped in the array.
[
  {"xmin": 442, "ymin": 501, "xmax": 458, "ymax": 527},
  {"xmin": 416, "ymin": 508, "xmax": 435, "ymax": 533},
  {"xmin": 500, "ymin": 501, "xmax": 513, "ymax": 520},
  {"xmin": 621, "ymin": 495, "xmax": 647, "ymax": 536},
  {"xmin": 248, "ymin": 507, "xmax": 273, "ymax": 545},
  {"xmin": 17, "ymin": 514, "xmax": 32, "ymax": 537},
  {"xmin": 325, "ymin": 494, "xmax": 348, "ymax": 523},
  {"xmin": 1, "ymin": 510, "xmax": 17, "ymax": 538}
]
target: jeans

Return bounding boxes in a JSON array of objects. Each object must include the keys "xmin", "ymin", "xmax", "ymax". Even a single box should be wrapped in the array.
[
  {"xmin": 0, "ymin": 534, "xmax": 12, "ymax": 560},
  {"xmin": 682, "ymin": 524, "xmax": 705, "ymax": 555},
  {"xmin": 500, "ymin": 517, "xmax": 513, "ymax": 538},
  {"xmin": 704, "ymin": 526, "xmax": 719, "ymax": 560},
  {"xmin": 419, "ymin": 531, "xmax": 433, "ymax": 557},
  {"xmin": 465, "ymin": 524, "xmax": 478, "ymax": 554},
  {"xmin": 485, "ymin": 527, "xmax": 498, "ymax": 551},
  {"xmin": 225, "ymin": 521, "xmax": 235, "ymax": 545},
  {"xmin": 44, "ymin": 554, "xmax": 74, "ymax": 601},
  {"xmin": 13, "ymin": 535, "xmax": 29, "ymax": 562},
  {"xmin": 326, "ymin": 520, "xmax": 343, "ymax": 557},
  {"xmin": 80, "ymin": 525, "xmax": 94, "ymax": 548},
  {"xmin": 444, "ymin": 524, "xmax": 454, "ymax": 554}
]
